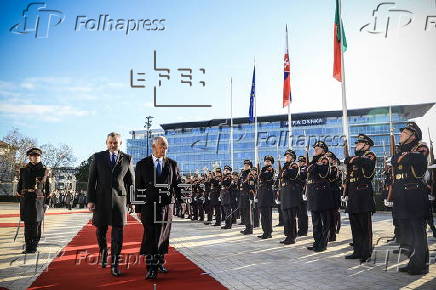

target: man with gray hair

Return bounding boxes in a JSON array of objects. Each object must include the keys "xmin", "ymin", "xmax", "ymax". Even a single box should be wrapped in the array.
[
  {"xmin": 135, "ymin": 136, "xmax": 181, "ymax": 280},
  {"xmin": 87, "ymin": 132, "xmax": 135, "ymax": 277}
]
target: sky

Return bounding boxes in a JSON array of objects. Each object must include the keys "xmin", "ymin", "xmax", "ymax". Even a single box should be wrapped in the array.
[{"xmin": 0, "ymin": 0, "xmax": 435, "ymax": 164}]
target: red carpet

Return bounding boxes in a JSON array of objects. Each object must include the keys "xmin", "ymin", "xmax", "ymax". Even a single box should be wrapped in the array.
[
  {"xmin": 0, "ymin": 211, "xmax": 90, "ymax": 218},
  {"xmin": 29, "ymin": 215, "xmax": 226, "ymax": 289},
  {"xmin": 0, "ymin": 223, "xmax": 23, "ymax": 227}
]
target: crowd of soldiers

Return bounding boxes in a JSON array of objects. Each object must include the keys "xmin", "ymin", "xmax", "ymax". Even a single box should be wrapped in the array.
[
  {"xmin": 173, "ymin": 122, "xmax": 435, "ymax": 276},
  {"xmin": 16, "ymin": 122, "xmax": 434, "ymax": 276}
]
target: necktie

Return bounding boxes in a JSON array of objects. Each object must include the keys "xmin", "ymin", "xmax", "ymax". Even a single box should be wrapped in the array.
[
  {"xmin": 156, "ymin": 159, "xmax": 162, "ymax": 176},
  {"xmin": 111, "ymin": 153, "xmax": 116, "ymax": 167}
]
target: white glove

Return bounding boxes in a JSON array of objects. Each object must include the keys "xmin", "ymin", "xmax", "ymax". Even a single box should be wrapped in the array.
[
  {"xmin": 384, "ymin": 199, "xmax": 393, "ymax": 207},
  {"xmin": 218, "ymin": 197, "xmax": 222, "ymax": 202},
  {"xmin": 276, "ymin": 200, "xmax": 281, "ymax": 205},
  {"xmin": 302, "ymin": 195, "xmax": 307, "ymax": 201},
  {"xmin": 341, "ymin": 196, "xmax": 348, "ymax": 203},
  {"xmin": 429, "ymin": 195, "xmax": 435, "ymax": 201},
  {"xmin": 254, "ymin": 198, "xmax": 258, "ymax": 203}
]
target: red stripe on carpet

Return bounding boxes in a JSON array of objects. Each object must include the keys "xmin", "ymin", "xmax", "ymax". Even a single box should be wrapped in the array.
[
  {"xmin": 0, "ymin": 223, "xmax": 23, "ymax": 227},
  {"xmin": 0, "ymin": 211, "xmax": 90, "ymax": 218},
  {"xmin": 29, "ymin": 215, "xmax": 226, "ymax": 289}
]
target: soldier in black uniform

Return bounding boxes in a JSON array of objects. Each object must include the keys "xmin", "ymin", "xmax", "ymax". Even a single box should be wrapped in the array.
[
  {"xmin": 239, "ymin": 160, "xmax": 254, "ymax": 234},
  {"xmin": 390, "ymin": 122, "xmax": 430, "ymax": 275},
  {"xmin": 297, "ymin": 156, "xmax": 308, "ymax": 236},
  {"xmin": 278, "ymin": 150, "xmax": 304, "ymax": 245},
  {"xmin": 343, "ymin": 134, "xmax": 376, "ymax": 263},
  {"xmin": 203, "ymin": 171, "xmax": 213, "ymax": 225},
  {"xmin": 307, "ymin": 141, "xmax": 335, "ymax": 252},
  {"xmin": 17, "ymin": 147, "xmax": 51, "ymax": 254},
  {"xmin": 220, "ymin": 166, "xmax": 233, "ymax": 229},
  {"xmin": 252, "ymin": 166, "xmax": 260, "ymax": 228},
  {"xmin": 230, "ymin": 172, "xmax": 239, "ymax": 224},
  {"xmin": 325, "ymin": 152, "xmax": 342, "ymax": 242},
  {"xmin": 257, "ymin": 156, "xmax": 275, "ymax": 239},
  {"xmin": 210, "ymin": 168, "xmax": 223, "ymax": 226}
]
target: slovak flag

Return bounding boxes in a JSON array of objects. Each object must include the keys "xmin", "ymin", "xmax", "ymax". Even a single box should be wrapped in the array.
[{"xmin": 283, "ymin": 25, "xmax": 292, "ymax": 108}]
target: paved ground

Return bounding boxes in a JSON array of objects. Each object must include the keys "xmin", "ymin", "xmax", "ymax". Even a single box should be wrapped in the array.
[
  {"xmin": 0, "ymin": 202, "xmax": 435, "ymax": 289},
  {"xmin": 170, "ymin": 212, "xmax": 436, "ymax": 290},
  {"xmin": 0, "ymin": 203, "xmax": 92, "ymax": 290}
]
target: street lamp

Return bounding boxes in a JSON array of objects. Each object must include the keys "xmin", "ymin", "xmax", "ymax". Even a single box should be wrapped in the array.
[{"xmin": 144, "ymin": 115, "xmax": 154, "ymax": 156}]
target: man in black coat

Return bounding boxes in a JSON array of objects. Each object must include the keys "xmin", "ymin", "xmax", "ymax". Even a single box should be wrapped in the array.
[
  {"xmin": 390, "ymin": 122, "xmax": 430, "ymax": 275},
  {"xmin": 220, "ymin": 166, "xmax": 233, "ymax": 229},
  {"xmin": 257, "ymin": 155, "xmax": 275, "ymax": 239},
  {"xmin": 296, "ymin": 156, "xmax": 308, "ymax": 236},
  {"xmin": 279, "ymin": 150, "xmax": 304, "ymax": 245},
  {"xmin": 343, "ymin": 134, "xmax": 376, "ymax": 263},
  {"xmin": 307, "ymin": 141, "xmax": 335, "ymax": 252},
  {"xmin": 87, "ymin": 132, "xmax": 134, "ymax": 277},
  {"xmin": 17, "ymin": 147, "xmax": 51, "ymax": 254},
  {"xmin": 239, "ymin": 160, "xmax": 254, "ymax": 234},
  {"xmin": 135, "ymin": 136, "xmax": 181, "ymax": 280}
]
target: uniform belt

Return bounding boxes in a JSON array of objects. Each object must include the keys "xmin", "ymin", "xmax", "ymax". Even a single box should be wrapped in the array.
[
  {"xmin": 23, "ymin": 189, "xmax": 36, "ymax": 192},
  {"xmin": 395, "ymin": 173, "xmax": 408, "ymax": 180}
]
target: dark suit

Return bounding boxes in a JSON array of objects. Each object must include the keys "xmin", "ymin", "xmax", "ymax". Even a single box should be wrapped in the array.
[
  {"xmin": 87, "ymin": 150, "xmax": 134, "ymax": 263},
  {"xmin": 135, "ymin": 156, "xmax": 180, "ymax": 270}
]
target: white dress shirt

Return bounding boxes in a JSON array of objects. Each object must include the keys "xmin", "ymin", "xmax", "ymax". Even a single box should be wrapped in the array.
[{"xmin": 152, "ymin": 154, "xmax": 164, "ymax": 169}]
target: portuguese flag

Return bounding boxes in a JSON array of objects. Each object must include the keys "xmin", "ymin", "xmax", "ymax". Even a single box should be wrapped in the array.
[{"xmin": 333, "ymin": 0, "xmax": 347, "ymax": 82}]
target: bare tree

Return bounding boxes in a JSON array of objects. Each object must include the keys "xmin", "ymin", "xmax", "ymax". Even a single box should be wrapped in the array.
[
  {"xmin": 2, "ymin": 128, "xmax": 37, "ymax": 166},
  {"xmin": 40, "ymin": 143, "xmax": 76, "ymax": 168}
]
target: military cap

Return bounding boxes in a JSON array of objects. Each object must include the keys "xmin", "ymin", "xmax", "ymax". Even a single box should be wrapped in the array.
[
  {"xmin": 224, "ymin": 165, "xmax": 232, "ymax": 171},
  {"xmin": 215, "ymin": 167, "xmax": 222, "ymax": 172},
  {"xmin": 400, "ymin": 122, "xmax": 422, "ymax": 141},
  {"xmin": 313, "ymin": 140, "xmax": 328, "ymax": 152},
  {"xmin": 297, "ymin": 156, "xmax": 307, "ymax": 162},
  {"xmin": 26, "ymin": 147, "xmax": 42, "ymax": 156},
  {"xmin": 243, "ymin": 159, "xmax": 253, "ymax": 167},
  {"xmin": 264, "ymin": 155, "xmax": 274, "ymax": 164},
  {"xmin": 284, "ymin": 149, "xmax": 296, "ymax": 159},
  {"xmin": 355, "ymin": 134, "xmax": 374, "ymax": 146}
]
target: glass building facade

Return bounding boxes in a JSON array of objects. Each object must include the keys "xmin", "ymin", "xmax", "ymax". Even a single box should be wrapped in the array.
[{"xmin": 127, "ymin": 103, "xmax": 434, "ymax": 176}]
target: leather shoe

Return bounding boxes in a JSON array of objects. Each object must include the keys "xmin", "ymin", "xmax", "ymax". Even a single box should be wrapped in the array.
[
  {"xmin": 283, "ymin": 239, "xmax": 295, "ymax": 245},
  {"xmin": 111, "ymin": 265, "xmax": 121, "ymax": 277},
  {"xmin": 307, "ymin": 246, "xmax": 314, "ymax": 251},
  {"xmin": 146, "ymin": 269, "xmax": 158, "ymax": 280},
  {"xmin": 408, "ymin": 268, "xmax": 429, "ymax": 275},
  {"xmin": 398, "ymin": 266, "xmax": 409, "ymax": 273},
  {"xmin": 157, "ymin": 265, "xmax": 168, "ymax": 273},
  {"xmin": 243, "ymin": 231, "xmax": 253, "ymax": 235},
  {"xmin": 345, "ymin": 254, "xmax": 360, "ymax": 259},
  {"xmin": 221, "ymin": 226, "xmax": 231, "ymax": 229}
]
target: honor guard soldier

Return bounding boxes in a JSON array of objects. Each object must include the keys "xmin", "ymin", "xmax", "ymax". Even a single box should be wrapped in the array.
[
  {"xmin": 343, "ymin": 134, "xmax": 376, "ymax": 263},
  {"xmin": 278, "ymin": 150, "xmax": 304, "ymax": 245},
  {"xmin": 324, "ymin": 152, "xmax": 342, "ymax": 242},
  {"xmin": 297, "ymin": 156, "xmax": 308, "ymax": 236},
  {"xmin": 203, "ymin": 171, "xmax": 213, "ymax": 225},
  {"xmin": 17, "ymin": 147, "xmax": 51, "ymax": 254},
  {"xmin": 230, "ymin": 172, "xmax": 240, "ymax": 224},
  {"xmin": 257, "ymin": 155, "xmax": 276, "ymax": 239},
  {"xmin": 251, "ymin": 167, "xmax": 260, "ymax": 228},
  {"xmin": 307, "ymin": 141, "xmax": 335, "ymax": 252},
  {"xmin": 210, "ymin": 168, "xmax": 223, "ymax": 226},
  {"xmin": 390, "ymin": 122, "xmax": 430, "ymax": 275},
  {"xmin": 239, "ymin": 160, "xmax": 254, "ymax": 234},
  {"xmin": 220, "ymin": 166, "xmax": 233, "ymax": 229}
]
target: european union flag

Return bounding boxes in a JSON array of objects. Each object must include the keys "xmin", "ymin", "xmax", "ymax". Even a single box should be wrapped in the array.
[{"xmin": 248, "ymin": 66, "xmax": 255, "ymax": 122}]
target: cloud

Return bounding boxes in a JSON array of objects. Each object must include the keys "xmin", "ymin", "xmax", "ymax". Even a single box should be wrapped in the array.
[{"xmin": 0, "ymin": 103, "xmax": 92, "ymax": 122}]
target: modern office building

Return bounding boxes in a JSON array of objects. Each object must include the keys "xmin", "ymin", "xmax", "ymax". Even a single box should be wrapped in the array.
[{"xmin": 127, "ymin": 103, "xmax": 434, "ymax": 175}]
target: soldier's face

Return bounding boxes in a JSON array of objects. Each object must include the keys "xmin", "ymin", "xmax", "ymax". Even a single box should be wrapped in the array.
[
  {"xmin": 152, "ymin": 139, "xmax": 168, "ymax": 157},
  {"xmin": 355, "ymin": 142, "xmax": 366, "ymax": 151},
  {"xmin": 284, "ymin": 154, "xmax": 292, "ymax": 163},
  {"xmin": 29, "ymin": 154, "xmax": 41, "ymax": 164},
  {"xmin": 264, "ymin": 160, "xmax": 272, "ymax": 166},
  {"xmin": 298, "ymin": 161, "xmax": 305, "ymax": 166},
  {"xmin": 400, "ymin": 129, "xmax": 415, "ymax": 144},
  {"xmin": 314, "ymin": 147, "xmax": 324, "ymax": 156},
  {"xmin": 106, "ymin": 136, "xmax": 122, "ymax": 152}
]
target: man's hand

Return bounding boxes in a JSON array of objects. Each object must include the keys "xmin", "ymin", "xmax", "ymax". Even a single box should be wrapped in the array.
[{"xmin": 87, "ymin": 202, "xmax": 95, "ymax": 212}]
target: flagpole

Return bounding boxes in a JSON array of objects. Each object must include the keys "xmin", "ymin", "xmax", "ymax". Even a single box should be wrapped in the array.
[
  {"xmin": 338, "ymin": 0, "xmax": 350, "ymax": 154},
  {"xmin": 254, "ymin": 58, "xmax": 258, "ymax": 167},
  {"xmin": 230, "ymin": 77, "xmax": 234, "ymax": 169},
  {"xmin": 287, "ymin": 25, "xmax": 293, "ymax": 149}
]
